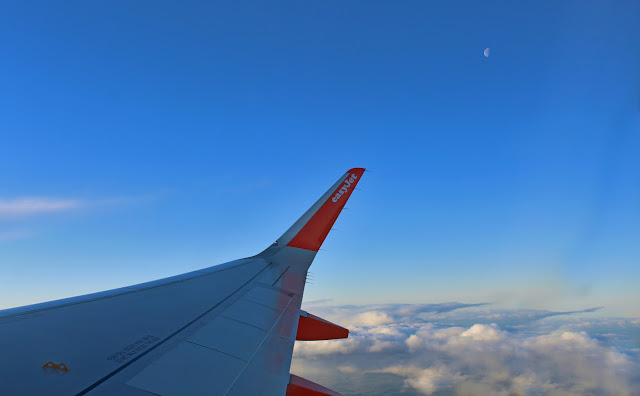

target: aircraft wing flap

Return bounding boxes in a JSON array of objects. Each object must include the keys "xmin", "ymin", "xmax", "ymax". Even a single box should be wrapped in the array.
[
  {"xmin": 221, "ymin": 298, "xmax": 284, "ymax": 331},
  {"xmin": 226, "ymin": 331, "xmax": 295, "ymax": 395},
  {"xmin": 187, "ymin": 316, "xmax": 268, "ymax": 362},
  {"xmin": 124, "ymin": 278, "xmax": 301, "ymax": 396},
  {"xmin": 243, "ymin": 284, "xmax": 293, "ymax": 311},
  {"xmin": 126, "ymin": 342, "xmax": 246, "ymax": 396}
]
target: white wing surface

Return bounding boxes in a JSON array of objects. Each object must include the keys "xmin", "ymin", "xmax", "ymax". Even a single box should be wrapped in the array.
[{"xmin": 0, "ymin": 168, "xmax": 365, "ymax": 396}]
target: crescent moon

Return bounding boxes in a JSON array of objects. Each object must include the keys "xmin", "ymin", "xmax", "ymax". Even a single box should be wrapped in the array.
[{"xmin": 484, "ymin": 48, "xmax": 490, "ymax": 57}]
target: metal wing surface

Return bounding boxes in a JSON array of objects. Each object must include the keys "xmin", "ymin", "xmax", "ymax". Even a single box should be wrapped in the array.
[{"xmin": 0, "ymin": 168, "xmax": 365, "ymax": 396}]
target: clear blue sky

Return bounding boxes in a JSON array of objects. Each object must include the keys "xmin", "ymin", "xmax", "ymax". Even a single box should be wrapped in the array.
[{"xmin": 1, "ymin": 1, "xmax": 638, "ymax": 316}]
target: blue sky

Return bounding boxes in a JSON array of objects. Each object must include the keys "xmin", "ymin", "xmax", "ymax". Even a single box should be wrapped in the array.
[{"xmin": 1, "ymin": 1, "xmax": 639, "ymax": 316}]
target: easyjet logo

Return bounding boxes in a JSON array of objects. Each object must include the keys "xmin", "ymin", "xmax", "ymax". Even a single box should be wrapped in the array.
[{"xmin": 332, "ymin": 173, "xmax": 358, "ymax": 202}]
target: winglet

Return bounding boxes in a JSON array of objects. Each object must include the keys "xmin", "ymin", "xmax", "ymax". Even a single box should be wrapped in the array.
[
  {"xmin": 270, "ymin": 168, "xmax": 365, "ymax": 253},
  {"xmin": 296, "ymin": 311, "xmax": 349, "ymax": 340}
]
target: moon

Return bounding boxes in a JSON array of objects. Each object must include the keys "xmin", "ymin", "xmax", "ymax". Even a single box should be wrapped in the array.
[{"xmin": 484, "ymin": 48, "xmax": 490, "ymax": 57}]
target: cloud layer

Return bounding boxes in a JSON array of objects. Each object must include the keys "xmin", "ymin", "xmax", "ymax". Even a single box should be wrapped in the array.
[{"xmin": 292, "ymin": 303, "xmax": 640, "ymax": 396}]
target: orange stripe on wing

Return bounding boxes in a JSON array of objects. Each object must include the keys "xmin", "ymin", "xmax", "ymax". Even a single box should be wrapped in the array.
[{"xmin": 287, "ymin": 168, "xmax": 365, "ymax": 251}]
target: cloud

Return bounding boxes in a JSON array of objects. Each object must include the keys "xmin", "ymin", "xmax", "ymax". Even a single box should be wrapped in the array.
[
  {"xmin": 0, "ymin": 195, "xmax": 151, "ymax": 242},
  {"xmin": 460, "ymin": 323, "xmax": 506, "ymax": 341},
  {"xmin": 301, "ymin": 302, "xmax": 487, "ymax": 328},
  {"xmin": 375, "ymin": 365, "xmax": 466, "ymax": 395},
  {"xmin": 0, "ymin": 197, "xmax": 85, "ymax": 218},
  {"xmin": 291, "ymin": 303, "xmax": 640, "ymax": 396},
  {"xmin": 351, "ymin": 311, "xmax": 394, "ymax": 326},
  {"xmin": 337, "ymin": 365, "xmax": 359, "ymax": 374}
]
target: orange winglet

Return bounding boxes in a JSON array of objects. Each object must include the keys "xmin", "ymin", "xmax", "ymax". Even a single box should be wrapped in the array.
[
  {"xmin": 286, "ymin": 374, "xmax": 343, "ymax": 396},
  {"xmin": 296, "ymin": 312, "xmax": 349, "ymax": 341},
  {"xmin": 287, "ymin": 168, "xmax": 365, "ymax": 251},
  {"xmin": 42, "ymin": 361, "xmax": 71, "ymax": 371}
]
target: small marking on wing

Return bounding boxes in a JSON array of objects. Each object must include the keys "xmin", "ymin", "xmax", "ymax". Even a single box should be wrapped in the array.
[{"xmin": 106, "ymin": 335, "xmax": 160, "ymax": 364}]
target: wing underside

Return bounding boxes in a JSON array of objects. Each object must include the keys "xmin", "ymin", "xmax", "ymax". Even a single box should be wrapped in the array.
[{"xmin": 0, "ymin": 168, "xmax": 365, "ymax": 396}]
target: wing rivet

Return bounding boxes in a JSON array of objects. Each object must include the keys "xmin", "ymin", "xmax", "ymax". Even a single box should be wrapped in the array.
[{"xmin": 42, "ymin": 361, "xmax": 71, "ymax": 371}]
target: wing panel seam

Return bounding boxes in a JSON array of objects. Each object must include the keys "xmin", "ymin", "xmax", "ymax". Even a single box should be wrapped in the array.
[
  {"xmin": 184, "ymin": 341, "xmax": 249, "ymax": 362},
  {"xmin": 222, "ymin": 294, "xmax": 296, "ymax": 395},
  {"xmin": 75, "ymin": 262, "xmax": 270, "ymax": 396},
  {"xmin": 272, "ymin": 266, "xmax": 290, "ymax": 286}
]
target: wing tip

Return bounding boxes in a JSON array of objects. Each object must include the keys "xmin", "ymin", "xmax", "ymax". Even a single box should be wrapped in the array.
[
  {"xmin": 257, "ymin": 168, "xmax": 366, "ymax": 257},
  {"xmin": 286, "ymin": 169, "xmax": 364, "ymax": 251}
]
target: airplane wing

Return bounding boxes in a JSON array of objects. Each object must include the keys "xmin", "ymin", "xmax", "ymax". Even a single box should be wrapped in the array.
[{"xmin": 0, "ymin": 168, "xmax": 365, "ymax": 396}]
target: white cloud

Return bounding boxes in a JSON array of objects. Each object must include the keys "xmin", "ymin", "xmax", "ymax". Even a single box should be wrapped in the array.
[
  {"xmin": 337, "ymin": 365, "xmax": 359, "ymax": 374},
  {"xmin": 291, "ymin": 303, "xmax": 640, "ymax": 396},
  {"xmin": 399, "ymin": 325, "xmax": 635, "ymax": 395},
  {"xmin": 375, "ymin": 365, "xmax": 466, "ymax": 395},
  {"xmin": 350, "ymin": 311, "xmax": 394, "ymax": 326},
  {"xmin": 459, "ymin": 323, "xmax": 506, "ymax": 341},
  {"xmin": 0, "ymin": 197, "xmax": 85, "ymax": 218},
  {"xmin": 294, "ymin": 337, "xmax": 362, "ymax": 357}
]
